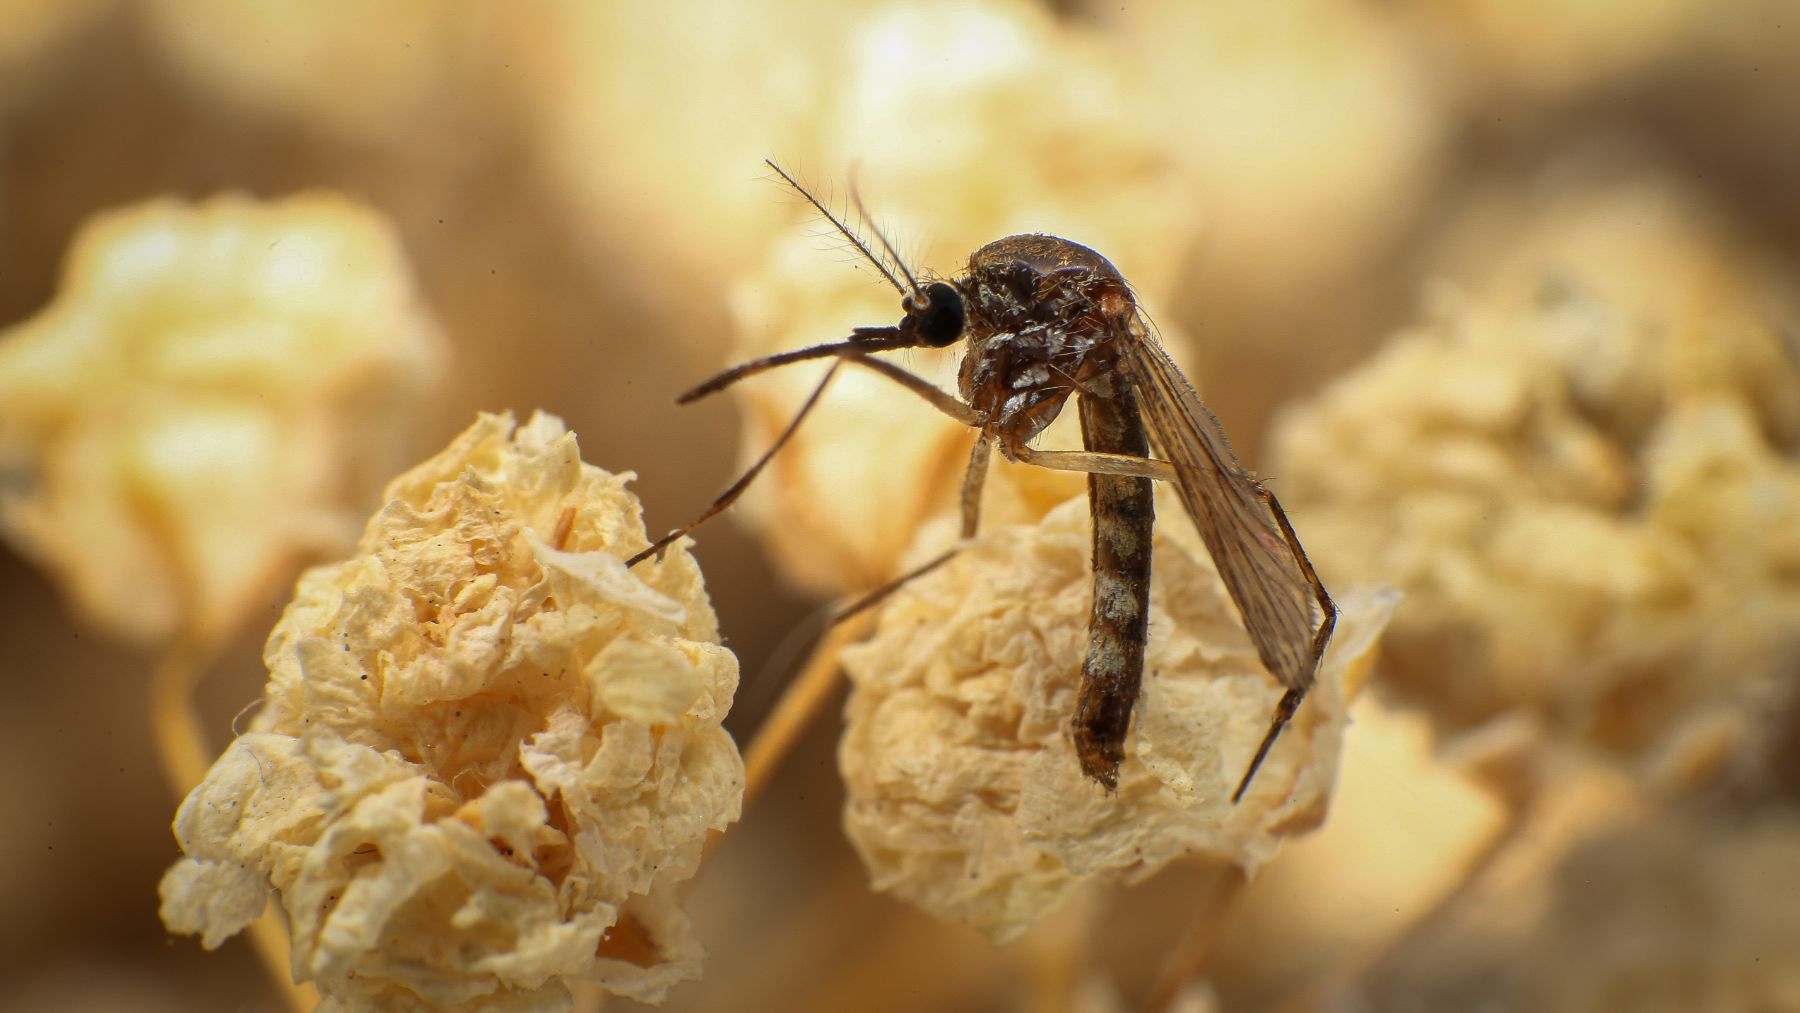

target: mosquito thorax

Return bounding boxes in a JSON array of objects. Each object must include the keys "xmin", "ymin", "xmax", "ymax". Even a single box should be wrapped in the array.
[
  {"xmin": 964, "ymin": 235, "xmax": 1138, "ymax": 326},
  {"xmin": 971, "ymin": 234, "xmax": 1121, "ymax": 276}
]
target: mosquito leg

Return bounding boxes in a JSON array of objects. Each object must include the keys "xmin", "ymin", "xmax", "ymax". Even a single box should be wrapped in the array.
[
  {"xmin": 642, "ymin": 344, "xmax": 981, "ymax": 571},
  {"xmin": 1231, "ymin": 688, "xmax": 1304, "ymax": 804},
  {"xmin": 832, "ymin": 552, "xmax": 955, "ymax": 624},
  {"xmin": 833, "ymin": 433, "xmax": 992, "ymax": 622},
  {"xmin": 1229, "ymin": 485, "xmax": 1339, "ymax": 804},
  {"xmin": 1260, "ymin": 484, "xmax": 1339, "ymax": 675},
  {"xmin": 679, "ymin": 330, "xmax": 909, "ymax": 403},
  {"xmin": 682, "ymin": 341, "xmax": 984, "ymax": 428},
  {"xmin": 1008, "ymin": 441, "xmax": 1178, "ymax": 482},
  {"xmin": 845, "ymin": 354, "xmax": 984, "ymax": 426},
  {"xmin": 625, "ymin": 359, "xmax": 845, "ymax": 568}
]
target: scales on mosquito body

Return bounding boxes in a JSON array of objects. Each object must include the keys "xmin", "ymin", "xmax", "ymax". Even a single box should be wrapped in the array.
[{"xmin": 628, "ymin": 161, "xmax": 1337, "ymax": 803}]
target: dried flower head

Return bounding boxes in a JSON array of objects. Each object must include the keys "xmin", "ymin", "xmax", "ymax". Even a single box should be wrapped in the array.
[
  {"xmin": 839, "ymin": 487, "xmax": 1396, "ymax": 942},
  {"xmin": 0, "ymin": 192, "xmax": 445, "ymax": 644},
  {"xmin": 718, "ymin": 0, "xmax": 1202, "ymax": 596},
  {"xmin": 139, "ymin": 0, "xmax": 473, "ymax": 142},
  {"xmin": 1271, "ymin": 180, "xmax": 1800, "ymax": 758},
  {"xmin": 1356, "ymin": 755, "xmax": 1800, "ymax": 1011},
  {"xmin": 1407, "ymin": 0, "xmax": 1705, "ymax": 101},
  {"xmin": 1507, "ymin": 806, "xmax": 1800, "ymax": 1010},
  {"xmin": 1111, "ymin": 0, "xmax": 1441, "ymax": 305},
  {"xmin": 0, "ymin": 0, "xmax": 112, "ymax": 104},
  {"xmin": 158, "ymin": 412, "xmax": 744, "ymax": 1010}
]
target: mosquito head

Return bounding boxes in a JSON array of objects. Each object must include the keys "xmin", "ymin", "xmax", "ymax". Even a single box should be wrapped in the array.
[{"xmin": 902, "ymin": 281, "xmax": 965, "ymax": 347}]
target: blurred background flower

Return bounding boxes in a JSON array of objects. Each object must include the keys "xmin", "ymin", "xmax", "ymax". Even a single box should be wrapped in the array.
[
  {"xmin": 0, "ymin": 193, "xmax": 445, "ymax": 647},
  {"xmin": 0, "ymin": 1, "xmax": 1795, "ymax": 1010}
]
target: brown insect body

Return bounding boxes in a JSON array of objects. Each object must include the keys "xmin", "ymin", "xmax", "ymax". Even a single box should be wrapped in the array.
[
  {"xmin": 956, "ymin": 235, "xmax": 1131, "ymax": 442},
  {"xmin": 955, "ymin": 236, "xmax": 1156, "ymax": 788},
  {"xmin": 631, "ymin": 164, "xmax": 1335, "ymax": 803}
]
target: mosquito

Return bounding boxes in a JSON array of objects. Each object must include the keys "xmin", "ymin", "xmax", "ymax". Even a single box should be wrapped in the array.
[{"xmin": 627, "ymin": 161, "xmax": 1337, "ymax": 803}]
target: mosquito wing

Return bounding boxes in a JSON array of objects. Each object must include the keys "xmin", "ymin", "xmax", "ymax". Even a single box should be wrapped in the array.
[{"xmin": 1115, "ymin": 320, "xmax": 1329, "ymax": 693}]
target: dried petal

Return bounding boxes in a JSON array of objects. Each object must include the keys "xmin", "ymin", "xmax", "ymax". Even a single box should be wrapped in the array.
[
  {"xmin": 840, "ymin": 487, "xmax": 1396, "ymax": 942},
  {"xmin": 159, "ymin": 412, "xmax": 744, "ymax": 1010}
]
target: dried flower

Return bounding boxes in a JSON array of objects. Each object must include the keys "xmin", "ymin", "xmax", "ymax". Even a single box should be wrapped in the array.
[
  {"xmin": 713, "ymin": 0, "xmax": 1203, "ymax": 596},
  {"xmin": 1206, "ymin": 696, "xmax": 1512, "ymax": 991},
  {"xmin": 1112, "ymin": 0, "xmax": 1442, "ymax": 305},
  {"xmin": 1272, "ymin": 180, "xmax": 1800, "ymax": 759},
  {"xmin": 1356, "ymin": 758, "xmax": 1800, "ymax": 1012},
  {"xmin": 0, "ymin": 192, "xmax": 445, "ymax": 644},
  {"xmin": 138, "ymin": 0, "xmax": 475, "ymax": 141},
  {"xmin": 0, "ymin": 0, "xmax": 112, "ymax": 99},
  {"xmin": 158, "ymin": 412, "xmax": 744, "ymax": 1010},
  {"xmin": 839, "ymin": 486, "xmax": 1396, "ymax": 942},
  {"xmin": 1406, "ymin": 0, "xmax": 1705, "ymax": 100},
  {"xmin": 1509, "ymin": 806, "xmax": 1800, "ymax": 1010}
]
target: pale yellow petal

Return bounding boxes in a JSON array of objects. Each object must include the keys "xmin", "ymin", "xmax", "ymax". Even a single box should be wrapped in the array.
[{"xmin": 160, "ymin": 413, "xmax": 744, "ymax": 1009}]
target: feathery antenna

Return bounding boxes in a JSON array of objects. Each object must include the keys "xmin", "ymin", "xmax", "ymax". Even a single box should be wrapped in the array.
[
  {"xmin": 765, "ymin": 159, "xmax": 911, "ymax": 297},
  {"xmin": 848, "ymin": 165, "xmax": 922, "ymax": 300}
]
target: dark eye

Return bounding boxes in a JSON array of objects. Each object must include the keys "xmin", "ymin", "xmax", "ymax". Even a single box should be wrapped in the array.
[{"xmin": 915, "ymin": 282, "xmax": 965, "ymax": 347}]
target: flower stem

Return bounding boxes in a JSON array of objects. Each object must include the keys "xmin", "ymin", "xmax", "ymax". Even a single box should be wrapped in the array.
[
  {"xmin": 741, "ymin": 613, "xmax": 872, "ymax": 809},
  {"xmin": 150, "ymin": 632, "xmax": 317, "ymax": 1011},
  {"xmin": 148, "ymin": 633, "xmax": 214, "ymax": 797}
]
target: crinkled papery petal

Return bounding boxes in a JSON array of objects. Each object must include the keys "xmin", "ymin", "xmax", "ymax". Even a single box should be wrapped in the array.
[
  {"xmin": 840, "ymin": 488, "xmax": 1396, "ymax": 942},
  {"xmin": 1270, "ymin": 179, "xmax": 1800, "ymax": 759},
  {"xmin": 159, "ymin": 412, "xmax": 744, "ymax": 1010}
]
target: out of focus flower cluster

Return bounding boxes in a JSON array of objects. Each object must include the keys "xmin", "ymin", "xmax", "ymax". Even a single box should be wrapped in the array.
[
  {"xmin": 717, "ymin": 0, "xmax": 1209, "ymax": 596},
  {"xmin": 159, "ymin": 412, "xmax": 744, "ymax": 1010},
  {"xmin": 839, "ymin": 487, "xmax": 1396, "ymax": 942},
  {"xmin": 0, "ymin": 193, "xmax": 445, "ymax": 644},
  {"xmin": 1273, "ymin": 180, "xmax": 1800, "ymax": 772}
]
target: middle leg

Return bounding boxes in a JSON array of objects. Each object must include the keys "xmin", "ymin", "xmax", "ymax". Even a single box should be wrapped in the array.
[
  {"xmin": 1006, "ymin": 439, "xmax": 1177, "ymax": 483},
  {"xmin": 835, "ymin": 432, "xmax": 993, "ymax": 621}
]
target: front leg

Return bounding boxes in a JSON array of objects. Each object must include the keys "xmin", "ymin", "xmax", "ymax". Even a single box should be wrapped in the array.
[{"xmin": 834, "ymin": 432, "xmax": 994, "ymax": 622}]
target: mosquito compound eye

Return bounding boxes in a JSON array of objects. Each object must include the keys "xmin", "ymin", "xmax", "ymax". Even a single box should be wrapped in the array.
[{"xmin": 915, "ymin": 281, "xmax": 965, "ymax": 346}]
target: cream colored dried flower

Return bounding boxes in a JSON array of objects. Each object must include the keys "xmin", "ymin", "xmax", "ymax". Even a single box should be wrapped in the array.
[
  {"xmin": 717, "ymin": 0, "xmax": 1440, "ymax": 597},
  {"xmin": 717, "ymin": 0, "xmax": 1203, "ymax": 596},
  {"xmin": 138, "ymin": 0, "xmax": 478, "ymax": 142},
  {"xmin": 1506, "ymin": 807, "xmax": 1800, "ymax": 1010},
  {"xmin": 839, "ymin": 486, "xmax": 1396, "ymax": 942},
  {"xmin": 158, "ymin": 412, "xmax": 744, "ymax": 1010},
  {"xmin": 1208, "ymin": 696, "xmax": 1512, "ymax": 991},
  {"xmin": 1355, "ymin": 757, "xmax": 1800, "ymax": 1011},
  {"xmin": 1407, "ymin": 0, "xmax": 1705, "ymax": 101},
  {"xmin": 1111, "ymin": 0, "xmax": 1442, "ymax": 306},
  {"xmin": 1271, "ymin": 180, "xmax": 1800, "ymax": 757},
  {"xmin": 0, "ymin": 192, "xmax": 445, "ymax": 645}
]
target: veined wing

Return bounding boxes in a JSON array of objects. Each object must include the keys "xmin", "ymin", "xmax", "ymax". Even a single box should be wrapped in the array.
[{"xmin": 1115, "ymin": 320, "xmax": 1328, "ymax": 692}]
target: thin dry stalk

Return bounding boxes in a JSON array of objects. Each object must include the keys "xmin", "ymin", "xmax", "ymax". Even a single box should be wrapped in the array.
[
  {"xmin": 247, "ymin": 909, "xmax": 320, "ymax": 1012},
  {"xmin": 1267, "ymin": 793, "xmax": 1537, "ymax": 1013},
  {"xmin": 569, "ymin": 980, "xmax": 608, "ymax": 1013},
  {"xmin": 699, "ymin": 612, "xmax": 870, "ymax": 866},
  {"xmin": 1018, "ymin": 886, "xmax": 1101, "ymax": 1013},
  {"xmin": 150, "ymin": 632, "xmax": 316, "ymax": 1012},
  {"xmin": 743, "ymin": 613, "xmax": 874, "ymax": 808},
  {"xmin": 1145, "ymin": 865, "xmax": 1248, "ymax": 1013},
  {"xmin": 147, "ymin": 632, "xmax": 215, "ymax": 797}
]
